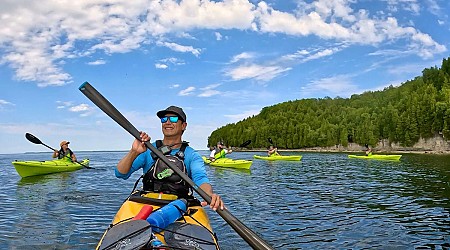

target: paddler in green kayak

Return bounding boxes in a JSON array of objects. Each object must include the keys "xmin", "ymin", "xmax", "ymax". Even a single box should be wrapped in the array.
[
  {"xmin": 52, "ymin": 140, "xmax": 77, "ymax": 162},
  {"xmin": 267, "ymin": 145, "xmax": 281, "ymax": 157},
  {"xmin": 116, "ymin": 105, "xmax": 224, "ymax": 211},
  {"xmin": 209, "ymin": 141, "xmax": 232, "ymax": 162}
]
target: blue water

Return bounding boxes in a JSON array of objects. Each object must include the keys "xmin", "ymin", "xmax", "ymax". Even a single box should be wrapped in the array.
[{"xmin": 1, "ymin": 151, "xmax": 449, "ymax": 249}]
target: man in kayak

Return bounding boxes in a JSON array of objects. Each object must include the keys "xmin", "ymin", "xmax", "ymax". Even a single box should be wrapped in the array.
[
  {"xmin": 267, "ymin": 145, "xmax": 280, "ymax": 157},
  {"xmin": 209, "ymin": 141, "xmax": 232, "ymax": 161},
  {"xmin": 52, "ymin": 140, "xmax": 77, "ymax": 162},
  {"xmin": 116, "ymin": 106, "xmax": 224, "ymax": 211}
]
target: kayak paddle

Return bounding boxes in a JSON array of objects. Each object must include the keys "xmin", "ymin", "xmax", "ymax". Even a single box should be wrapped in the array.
[
  {"xmin": 25, "ymin": 133, "xmax": 93, "ymax": 169},
  {"xmin": 79, "ymin": 82, "xmax": 274, "ymax": 250},
  {"xmin": 239, "ymin": 140, "xmax": 252, "ymax": 148}
]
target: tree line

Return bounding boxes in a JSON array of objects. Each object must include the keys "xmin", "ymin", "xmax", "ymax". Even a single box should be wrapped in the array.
[{"xmin": 207, "ymin": 57, "xmax": 450, "ymax": 149}]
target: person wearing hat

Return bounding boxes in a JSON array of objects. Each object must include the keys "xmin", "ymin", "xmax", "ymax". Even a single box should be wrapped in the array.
[
  {"xmin": 116, "ymin": 106, "xmax": 224, "ymax": 211},
  {"xmin": 52, "ymin": 140, "xmax": 77, "ymax": 162},
  {"xmin": 209, "ymin": 141, "xmax": 232, "ymax": 161}
]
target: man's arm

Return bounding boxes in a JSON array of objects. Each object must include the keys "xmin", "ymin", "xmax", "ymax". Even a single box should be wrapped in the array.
[{"xmin": 117, "ymin": 150, "xmax": 141, "ymax": 174}]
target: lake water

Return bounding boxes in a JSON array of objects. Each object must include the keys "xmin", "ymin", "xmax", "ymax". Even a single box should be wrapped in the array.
[{"xmin": 1, "ymin": 151, "xmax": 449, "ymax": 249}]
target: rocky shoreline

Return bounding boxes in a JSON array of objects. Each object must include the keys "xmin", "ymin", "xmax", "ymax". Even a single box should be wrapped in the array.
[{"xmin": 235, "ymin": 136, "xmax": 450, "ymax": 155}]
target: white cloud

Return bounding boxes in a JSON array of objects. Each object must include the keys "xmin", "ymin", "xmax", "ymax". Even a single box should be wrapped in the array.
[
  {"xmin": 226, "ymin": 64, "xmax": 291, "ymax": 82},
  {"xmin": 215, "ymin": 32, "xmax": 222, "ymax": 41},
  {"xmin": 67, "ymin": 103, "xmax": 95, "ymax": 117},
  {"xmin": 224, "ymin": 109, "xmax": 260, "ymax": 123},
  {"xmin": 0, "ymin": 99, "xmax": 14, "ymax": 105},
  {"xmin": 282, "ymin": 47, "xmax": 342, "ymax": 62},
  {"xmin": 170, "ymin": 84, "xmax": 180, "ymax": 88},
  {"xmin": 0, "ymin": 0, "xmax": 445, "ymax": 87},
  {"xmin": 300, "ymin": 75, "xmax": 361, "ymax": 98},
  {"xmin": 178, "ymin": 86, "xmax": 196, "ymax": 96},
  {"xmin": 87, "ymin": 59, "xmax": 106, "ymax": 65},
  {"xmin": 198, "ymin": 83, "xmax": 221, "ymax": 97},
  {"xmin": 155, "ymin": 63, "xmax": 168, "ymax": 69},
  {"xmin": 230, "ymin": 52, "xmax": 255, "ymax": 63},
  {"xmin": 157, "ymin": 41, "xmax": 201, "ymax": 57},
  {"xmin": 0, "ymin": 99, "xmax": 15, "ymax": 109},
  {"xmin": 56, "ymin": 101, "xmax": 74, "ymax": 109}
]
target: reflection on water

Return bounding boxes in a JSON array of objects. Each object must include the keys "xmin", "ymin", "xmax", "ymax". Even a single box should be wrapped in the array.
[{"xmin": 0, "ymin": 151, "xmax": 449, "ymax": 249}]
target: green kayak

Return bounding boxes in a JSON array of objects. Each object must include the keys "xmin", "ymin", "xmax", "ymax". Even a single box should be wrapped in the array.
[
  {"xmin": 12, "ymin": 159, "xmax": 90, "ymax": 177},
  {"xmin": 253, "ymin": 155, "xmax": 302, "ymax": 161},
  {"xmin": 202, "ymin": 156, "xmax": 252, "ymax": 169},
  {"xmin": 348, "ymin": 154, "xmax": 402, "ymax": 161}
]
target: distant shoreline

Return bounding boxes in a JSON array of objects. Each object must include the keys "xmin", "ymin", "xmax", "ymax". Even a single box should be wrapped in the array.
[{"xmin": 234, "ymin": 148, "xmax": 450, "ymax": 155}]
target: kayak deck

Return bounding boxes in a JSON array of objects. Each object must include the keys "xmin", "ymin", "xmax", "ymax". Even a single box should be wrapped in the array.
[
  {"xmin": 97, "ymin": 191, "xmax": 219, "ymax": 250},
  {"xmin": 12, "ymin": 159, "xmax": 89, "ymax": 178},
  {"xmin": 202, "ymin": 156, "xmax": 252, "ymax": 169},
  {"xmin": 348, "ymin": 154, "xmax": 402, "ymax": 161},
  {"xmin": 253, "ymin": 155, "xmax": 302, "ymax": 161}
]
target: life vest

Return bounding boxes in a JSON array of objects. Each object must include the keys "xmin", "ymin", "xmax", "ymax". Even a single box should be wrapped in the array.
[
  {"xmin": 213, "ymin": 148, "xmax": 226, "ymax": 159},
  {"xmin": 142, "ymin": 140, "xmax": 191, "ymax": 198},
  {"xmin": 58, "ymin": 148, "xmax": 73, "ymax": 161}
]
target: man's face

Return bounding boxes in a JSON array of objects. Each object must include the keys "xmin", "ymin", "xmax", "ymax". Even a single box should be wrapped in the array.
[{"xmin": 161, "ymin": 114, "xmax": 186, "ymax": 137}]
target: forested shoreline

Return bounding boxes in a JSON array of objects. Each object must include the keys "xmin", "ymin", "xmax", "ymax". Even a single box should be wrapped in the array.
[{"xmin": 207, "ymin": 57, "xmax": 450, "ymax": 153}]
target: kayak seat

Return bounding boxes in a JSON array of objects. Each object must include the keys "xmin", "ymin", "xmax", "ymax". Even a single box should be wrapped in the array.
[{"xmin": 129, "ymin": 191, "xmax": 201, "ymax": 207}]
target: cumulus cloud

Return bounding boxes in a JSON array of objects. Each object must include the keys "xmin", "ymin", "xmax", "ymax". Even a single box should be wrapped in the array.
[
  {"xmin": 56, "ymin": 101, "xmax": 94, "ymax": 116},
  {"xmin": 155, "ymin": 63, "xmax": 168, "ymax": 69},
  {"xmin": 0, "ymin": 0, "xmax": 446, "ymax": 87}
]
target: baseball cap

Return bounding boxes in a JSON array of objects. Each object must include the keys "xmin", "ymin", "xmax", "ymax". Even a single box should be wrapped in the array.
[
  {"xmin": 157, "ymin": 106, "xmax": 186, "ymax": 122},
  {"xmin": 60, "ymin": 140, "xmax": 70, "ymax": 147}
]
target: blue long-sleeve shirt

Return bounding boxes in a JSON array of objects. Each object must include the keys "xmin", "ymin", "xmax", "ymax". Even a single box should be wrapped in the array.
[{"xmin": 115, "ymin": 143, "xmax": 209, "ymax": 187}]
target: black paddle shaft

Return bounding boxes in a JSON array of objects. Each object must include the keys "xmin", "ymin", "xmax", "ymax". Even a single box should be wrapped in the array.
[
  {"xmin": 25, "ymin": 133, "xmax": 92, "ymax": 169},
  {"xmin": 79, "ymin": 82, "xmax": 273, "ymax": 250}
]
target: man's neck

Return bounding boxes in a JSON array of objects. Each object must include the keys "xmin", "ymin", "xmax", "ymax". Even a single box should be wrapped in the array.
[{"xmin": 163, "ymin": 137, "xmax": 183, "ymax": 148}]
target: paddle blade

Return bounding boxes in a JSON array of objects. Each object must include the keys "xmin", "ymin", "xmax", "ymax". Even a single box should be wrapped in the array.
[
  {"xmin": 165, "ymin": 222, "xmax": 218, "ymax": 250},
  {"xmin": 98, "ymin": 220, "xmax": 152, "ymax": 250},
  {"xmin": 268, "ymin": 138, "xmax": 274, "ymax": 145},
  {"xmin": 26, "ymin": 133, "xmax": 43, "ymax": 145},
  {"xmin": 239, "ymin": 140, "xmax": 251, "ymax": 148}
]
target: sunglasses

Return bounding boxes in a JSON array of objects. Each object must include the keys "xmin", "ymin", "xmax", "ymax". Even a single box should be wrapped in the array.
[{"xmin": 160, "ymin": 116, "xmax": 180, "ymax": 123}]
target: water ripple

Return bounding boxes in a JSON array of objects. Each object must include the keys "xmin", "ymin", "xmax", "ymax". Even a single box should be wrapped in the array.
[{"xmin": 0, "ymin": 151, "xmax": 449, "ymax": 249}]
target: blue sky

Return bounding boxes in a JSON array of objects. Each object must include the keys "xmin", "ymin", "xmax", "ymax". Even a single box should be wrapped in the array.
[{"xmin": 1, "ymin": 0, "xmax": 449, "ymax": 154}]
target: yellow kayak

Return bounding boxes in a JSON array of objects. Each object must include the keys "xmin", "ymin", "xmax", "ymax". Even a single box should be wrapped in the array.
[
  {"xmin": 348, "ymin": 154, "xmax": 402, "ymax": 161},
  {"xmin": 96, "ymin": 191, "xmax": 219, "ymax": 249},
  {"xmin": 202, "ymin": 156, "xmax": 252, "ymax": 169},
  {"xmin": 253, "ymin": 155, "xmax": 302, "ymax": 161}
]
